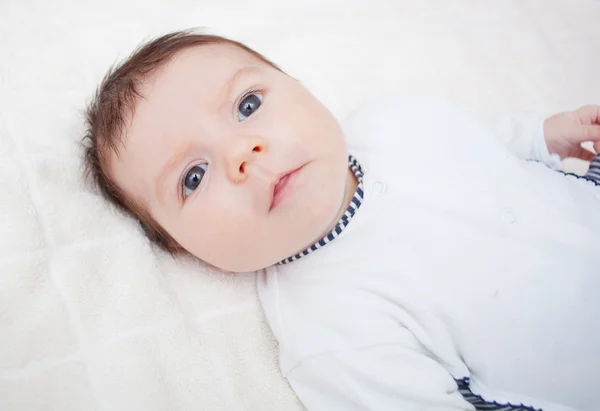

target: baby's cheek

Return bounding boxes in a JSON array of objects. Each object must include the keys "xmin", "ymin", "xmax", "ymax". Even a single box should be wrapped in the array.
[
  {"xmin": 181, "ymin": 205, "xmax": 243, "ymax": 248},
  {"xmin": 193, "ymin": 212, "xmax": 270, "ymax": 271}
]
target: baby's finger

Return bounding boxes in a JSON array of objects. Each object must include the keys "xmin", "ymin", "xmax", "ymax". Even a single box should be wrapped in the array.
[
  {"xmin": 577, "ymin": 105, "xmax": 600, "ymax": 125},
  {"xmin": 572, "ymin": 145, "xmax": 596, "ymax": 162},
  {"xmin": 582, "ymin": 125, "xmax": 600, "ymax": 141}
]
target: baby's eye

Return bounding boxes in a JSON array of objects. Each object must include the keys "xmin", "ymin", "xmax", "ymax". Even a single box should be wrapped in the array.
[
  {"xmin": 182, "ymin": 163, "xmax": 208, "ymax": 197},
  {"xmin": 237, "ymin": 93, "xmax": 263, "ymax": 121}
]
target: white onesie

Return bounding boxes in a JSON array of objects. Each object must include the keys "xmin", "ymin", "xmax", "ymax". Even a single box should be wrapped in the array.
[{"xmin": 257, "ymin": 94, "xmax": 600, "ymax": 411}]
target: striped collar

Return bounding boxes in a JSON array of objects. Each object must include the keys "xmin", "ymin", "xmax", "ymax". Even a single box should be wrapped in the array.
[{"xmin": 277, "ymin": 155, "xmax": 365, "ymax": 265}]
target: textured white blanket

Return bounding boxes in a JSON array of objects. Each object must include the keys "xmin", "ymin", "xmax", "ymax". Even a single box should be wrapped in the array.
[{"xmin": 1, "ymin": 1, "xmax": 599, "ymax": 410}]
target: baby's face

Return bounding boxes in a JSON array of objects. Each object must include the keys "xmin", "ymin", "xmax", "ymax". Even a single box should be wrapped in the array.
[{"xmin": 109, "ymin": 44, "xmax": 349, "ymax": 272}]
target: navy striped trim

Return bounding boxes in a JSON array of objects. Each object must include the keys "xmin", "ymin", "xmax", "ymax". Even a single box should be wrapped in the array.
[
  {"xmin": 277, "ymin": 155, "xmax": 364, "ymax": 265},
  {"xmin": 529, "ymin": 154, "xmax": 600, "ymax": 188},
  {"xmin": 585, "ymin": 154, "xmax": 600, "ymax": 184},
  {"xmin": 456, "ymin": 378, "xmax": 542, "ymax": 411}
]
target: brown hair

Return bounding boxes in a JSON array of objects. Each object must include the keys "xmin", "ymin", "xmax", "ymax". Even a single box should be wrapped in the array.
[{"xmin": 82, "ymin": 30, "xmax": 282, "ymax": 255}]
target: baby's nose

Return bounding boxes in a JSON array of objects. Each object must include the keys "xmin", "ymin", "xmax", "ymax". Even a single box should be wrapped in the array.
[{"xmin": 226, "ymin": 137, "xmax": 268, "ymax": 183}]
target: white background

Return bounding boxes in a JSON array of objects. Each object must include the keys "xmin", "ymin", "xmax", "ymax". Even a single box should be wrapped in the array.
[{"xmin": 1, "ymin": 1, "xmax": 599, "ymax": 410}]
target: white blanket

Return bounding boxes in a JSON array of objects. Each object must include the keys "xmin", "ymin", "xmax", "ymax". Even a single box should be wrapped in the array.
[{"xmin": 1, "ymin": 0, "xmax": 599, "ymax": 410}]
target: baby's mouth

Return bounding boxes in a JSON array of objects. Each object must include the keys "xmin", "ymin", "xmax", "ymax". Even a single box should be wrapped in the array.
[
  {"xmin": 273, "ymin": 174, "xmax": 291, "ymax": 197},
  {"xmin": 269, "ymin": 165, "xmax": 305, "ymax": 212}
]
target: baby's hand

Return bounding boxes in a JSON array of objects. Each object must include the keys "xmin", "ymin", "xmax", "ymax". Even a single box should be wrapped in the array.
[{"xmin": 544, "ymin": 105, "xmax": 600, "ymax": 161}]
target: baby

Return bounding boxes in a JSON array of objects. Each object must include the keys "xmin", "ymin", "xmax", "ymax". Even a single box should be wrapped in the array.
[{"xmin": 83, "ymin": 30, "xmax": 600, "ymax": 411}]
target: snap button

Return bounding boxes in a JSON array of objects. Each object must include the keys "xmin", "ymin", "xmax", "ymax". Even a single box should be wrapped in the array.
[
  {"xmin": 370, "ymin": 179, "xmax": 387, "ymax": 195},
  {"xmin": 501, "ymin": 209, "xmax": 517, "ymax": 224}
]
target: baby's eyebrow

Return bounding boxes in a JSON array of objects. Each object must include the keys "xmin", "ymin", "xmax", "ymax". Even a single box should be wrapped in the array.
[{"xmin": 154, "ymin": 65, "xmax": 261, "ymax": 202}]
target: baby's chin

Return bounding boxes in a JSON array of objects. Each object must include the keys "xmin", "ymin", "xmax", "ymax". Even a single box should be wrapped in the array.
[
  {"xmin": 215, "ymin": 258, "xmax": 274, "ymax": 274},
  {"xmin": 209, "ymin": 237, "xmax": 310, "ymax": 273},
  {"xmin": 195, "ymin": 245, "xmax": 283, "ymax": 273}
]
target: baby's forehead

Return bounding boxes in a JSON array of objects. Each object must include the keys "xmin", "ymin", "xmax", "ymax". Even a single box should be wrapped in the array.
[
  {"xmin": 151, "ymin": 43, "xmax": 265, "ymax": 84},
  {"xmin": 131, "ymin": 44, "xmax": 267, "ymax": 122}
]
